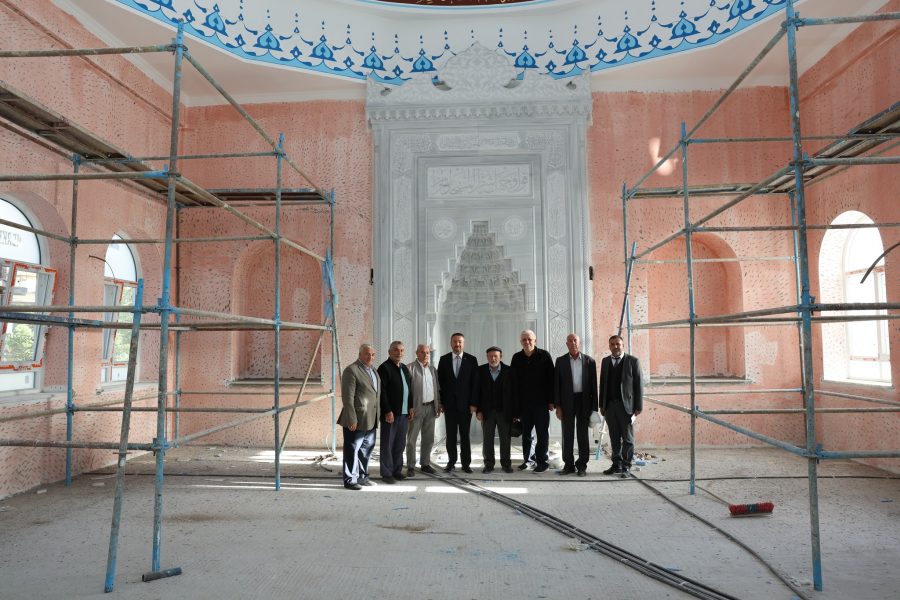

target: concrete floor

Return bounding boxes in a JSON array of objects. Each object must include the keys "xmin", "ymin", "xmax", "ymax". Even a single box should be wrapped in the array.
[{"xmin": 1, "ymin": 444, "xmax": 898, "ymax": 600}]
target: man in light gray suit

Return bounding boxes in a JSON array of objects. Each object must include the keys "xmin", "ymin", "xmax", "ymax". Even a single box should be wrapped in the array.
[
  {"xmin": 338, "ymin": 344, "xmax": 381, "ymax": 490},
  {"xmin": 599, "ymin": 335, "xmax": 643, "ymax": 478},
  {"xmin": 406, "ymin": 343, "xmax": 441, "ymax": 477}
]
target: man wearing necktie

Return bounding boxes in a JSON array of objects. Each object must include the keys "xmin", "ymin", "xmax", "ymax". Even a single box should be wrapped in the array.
[
  {"xmin": 599, "ymin": 334, "xmax": 643, "ymax": 477},
  {"xmin": 437, "ymin": 333, "xmax": 479, "ymax": 473},
  {"xmin": 377, "ymin": 341, "xmax": 413, "ymax": 484},
  {"xmin": 338, "ymin": 344, "xmax": 381, "ymax": 490}
]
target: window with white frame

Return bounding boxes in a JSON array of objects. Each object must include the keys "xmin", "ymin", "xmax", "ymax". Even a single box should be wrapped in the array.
[
  {"xmin": 842, "ymin": 221, "xmax": 890, "ymax": 383},
  {"xmin": 0, "ymin": 198, "xmax": 56, "ymax": 393},
  {"xmin": 819, "ymin": 211, "xmax": 891, "ymax": 385},
  {"xmin": 99, "ymin": 235, "xmax": 138, "ymax": 383}
]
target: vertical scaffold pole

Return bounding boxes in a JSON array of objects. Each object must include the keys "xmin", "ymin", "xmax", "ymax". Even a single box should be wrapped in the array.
[
  {"xmin": 621, "ymin": 184, "xmax": 634, "ymax": 352},
  {"xmin": 104, "ymin": 279, "xmax": 144, "ymax": 593},
  {"xmin": 149, "ymin": 20, "xmax": 184, "ymax": 578},
  {"xmin": 330, "ymin": 190, "xmax": 337, "ymax": 454},
  {"xmin": 65, "ymin": 155, "xmax": 80, "ymax": 486},
  {"xmin": 174, "ymin": 329, "xmax": 181, "ymax": 442},
  {"xmin": 785, "ymin": 0, "xmax": 823, "ymax": 590},
  {"xmin": 273, "ymin": 133, "xmax": 284, "ymax": 490},
  {"xmin": 680, "ymin": 122, "xmax": 698, "ymax": 496}
]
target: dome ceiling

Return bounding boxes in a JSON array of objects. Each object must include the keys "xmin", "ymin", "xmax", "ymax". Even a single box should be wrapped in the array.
[{"xmin": 52, "ymin": 0, "xmax": 888, "ymax": 104}]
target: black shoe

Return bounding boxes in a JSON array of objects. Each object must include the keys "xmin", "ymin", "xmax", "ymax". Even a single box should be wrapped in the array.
[
  {"xmin": 534, "ymin": 463, "xmax": 550, "ymax": 473},
  {"xmin": 517, "ymin": 462, "xmax": 531, "ymax": 471},
  {"xmin": 502, "ymin": 465, "xmax": 514, "ymax": 474},
  {"xmin": 420, "ymin": 465, "xmax": 436, "ymax": 475},
  {"xmin": 577, "ymin": 470, "xmax": 587, "ymax": 477},
  {"xmin": 358, "ymin": 479, "xmax": 373, "ymax": 487},
  {"xmin": 603, "ymin": 465, "xmax": 621, "ymax": 475},
  {"xmin": 482, "ymin": 466, "xmax": 494, "ymax": 474},
  {"xmin": 394, "ymin": 473, "xmax": 406, "ymax": 481},
  {"xmin": 558, "ymin": 465, "xmax": 576, "ymax": 475},
  {"xmin": 444, "ymin": 463, "xmax": 455, "ymax": 473},
  {"xmin": 620, "ymin": 468, "xmax": 631, "ymax": 478},
  {"xmin": 406, "ymin": 468, "xmax": 415, "ymax": 478},
  {"xmin": 382, "ymin": 476, "xmax": 396, "ymax": 484},
  {"xmin": 462, "ymin": 465, "xmax": 473, "ymax": 474},
  {"xmin": 344, "ymin": 483, "xmax": 362, "ymax": 491}
]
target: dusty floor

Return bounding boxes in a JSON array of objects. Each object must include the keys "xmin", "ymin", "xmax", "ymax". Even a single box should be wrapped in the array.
[{"xmin": 0, "ymin": 443, "xmax": 898, "ymax": 600}]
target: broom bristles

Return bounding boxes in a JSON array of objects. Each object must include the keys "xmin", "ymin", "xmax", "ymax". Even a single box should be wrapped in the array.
[{"xmin": 729, "ymin": 501, "xmax": 775, "ymax": 516}]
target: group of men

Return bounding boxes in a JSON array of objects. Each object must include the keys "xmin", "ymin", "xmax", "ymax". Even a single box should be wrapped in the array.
[{"xmin": 337, "ymin": 331, "xmax": 642, "ymax": 490}]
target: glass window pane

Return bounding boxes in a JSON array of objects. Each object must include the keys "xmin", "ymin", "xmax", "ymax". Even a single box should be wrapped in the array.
[
  {"xmin": 103, "ymin": 236, "xmax": 137, "ymax": 282},
  {"xmin": 0, "ymin": 199, "xmax": 41, "ymax": 264},
  {"xmin": 1, "ymin": 322, "xmax": 38, "ymax": 362}
]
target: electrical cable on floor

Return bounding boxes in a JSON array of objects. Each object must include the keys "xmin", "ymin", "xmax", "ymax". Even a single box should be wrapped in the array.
[
  {"xmin": 431, "ymin": 471, "xmax": 743, "ymax": 600},
  {"xmin": 632, "ymin": 476, "xmax": 810, "ymax": 600}
]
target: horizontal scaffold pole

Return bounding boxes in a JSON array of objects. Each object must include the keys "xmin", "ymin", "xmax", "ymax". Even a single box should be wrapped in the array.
[
  {"xmin": 81, "ymin": 151, "xmax": 278, "ymax": 164},
  {"xmin": 75, "ymin": 235, "xmax": 274, "ymax": 245},
  {"xmin": 816, "ymin": 390, "xmax": 900, "ymax": 407},
  {"xmin": 0, "ymin": 45, "xmax": 175, "ymax": 58},
  {"xmin": 799, "ymin": 12, "xmax": 900, "ymax": 26},
  {"xmin": 175, "ymin": 307, "xmax": 331, "ymax": 331},
  {"xmin": 0, "ymin": 171, "xmax": 168, "ymax": 182},
  {"xmin": 697, "ymin": 222, "xmax": 900, "ymax": 233},
  {"xmin": 0, "ymin": 439, "xmax": 153, "ymax": 450}
]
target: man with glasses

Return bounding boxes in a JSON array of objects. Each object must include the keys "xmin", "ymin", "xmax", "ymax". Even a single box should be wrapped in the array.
[{"xmin": 510, "ymin": 330, "xmax": 555, "ymax": 473}]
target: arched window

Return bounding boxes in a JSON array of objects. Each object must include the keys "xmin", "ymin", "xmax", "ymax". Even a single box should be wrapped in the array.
[
  {"xmin": 100, "ymin": 235, "xmax": 139, "ymax": 383},
  {"xmin": 819, "ymin": 211, "xmax": 891, "ymax": 384},
  {"xmin": 0, "ymin": 198, "xmax": 55, "ymax": 392}
]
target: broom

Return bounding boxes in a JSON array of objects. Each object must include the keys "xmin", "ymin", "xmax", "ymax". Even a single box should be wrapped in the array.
[{"xmin": 697, "ymin": 484, "xmax": 774, "ymax": 517}]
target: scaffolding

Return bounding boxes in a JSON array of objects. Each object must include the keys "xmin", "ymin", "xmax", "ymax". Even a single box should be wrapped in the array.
[
  {"xmin": 621, "ymin": 1, "xmax": 899, "ymax": 591},
  {"xmin": 0, "ymin": 22, "xmax": 342, "ymax": 591}
]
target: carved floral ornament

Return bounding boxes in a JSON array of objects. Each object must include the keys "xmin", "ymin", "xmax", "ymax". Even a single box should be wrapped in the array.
[
  {"xmin": 111, "ymin": 0, "xmax": 789, "ymax": 84},
  {"xmin": 366, "ymin": 42, "xmax": 592, "ymax": 122}
]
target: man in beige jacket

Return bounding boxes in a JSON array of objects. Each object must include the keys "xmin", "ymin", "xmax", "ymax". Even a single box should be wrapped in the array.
[
  {"xmin": 406, "ymin": 343, "xmax": 441, "ymax": 477},
  {"xmin": 338, "ymin": 344, "xmax": 381, "ymax": 490}
]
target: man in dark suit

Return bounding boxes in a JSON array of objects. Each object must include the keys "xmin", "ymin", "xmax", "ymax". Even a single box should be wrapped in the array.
[
  {"xmin": 476, "ymin": 346, "xmax": 515, "ymax": 474},
  {"xmin": 377, "ymin": 341, "xmax": 413, "ymax": 484},
  {"xmin": 599, "ymin": 335, "xmax": 643, "ymax": 477},
  {"xmin": 338, "ymin": 344, "xmax": 381, "ymax": 490},
  {"xmin": 554, "ymin": 333, "xmax": 598, "ymax": 476},
  {"xmin": 437, "ymin": 332, "xmax": 479, "ymax": 473},
  {"xmin": 511, "ymin": 329, "xmax": 555, "ymax": 473}
]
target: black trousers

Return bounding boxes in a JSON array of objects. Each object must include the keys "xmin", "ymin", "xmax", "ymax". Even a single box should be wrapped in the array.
[
  {"xmin": 482, "ymin": 409, "xmax": 512, "ymax": 469},
  {"xmin": 521, "ymin": 403, "xmax": 550, "ymax": 466},
  {"xmin": 444, "ymin": 409, "xmax": 473, "ymax": 468},
  {"xmin": 605, "ymin": 400, "xmax": 635, "ymax": 469},
  {"xmin": 561, "ymin": 393, "xmax": 591, "ymax": 471}
]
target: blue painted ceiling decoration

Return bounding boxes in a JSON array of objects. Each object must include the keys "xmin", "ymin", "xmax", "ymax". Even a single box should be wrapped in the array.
[{"xmin": 112, "ymin": 0, "xmax": 788, "ymax": 84}]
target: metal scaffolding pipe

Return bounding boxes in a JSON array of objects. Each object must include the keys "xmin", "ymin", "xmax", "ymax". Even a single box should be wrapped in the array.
[
  {"xmin": 104, "ymin": 279, "xmax": 144, "ymax": 592},
  {"xmin": 645, "ymin": 397, "xmax": 809, "ymax": 456},
  {"xmin": 0, "ymin": 170, "xmax": 168, "ymax": 182},
  {"xmin": 174, "ymin": 176, "xmax": 326, "ymax": 262},
  {"xmin": 0, "ymin": 216, "xmax": 72, "ymax": 243},
  {"xmin": 815, "ymin": 390, "xmax": 900, "ymax": 407},
  {"xmin": 646, "ymin": 388, "xmax": 802, "ymax": 396},
  {"xmin": 703, "ymin": 407, "xmax": 900, "ymax": 414},
  {"xmin": 799, "ymin": 12, "xmax": 900, "ymax": 26},
  {"xmin": 175, "ymin": 307, "xmax": 330, "ymax": 330},
  {"xmin": 182, "ymin": 51, "xmax": 322, "ymax": 193},
  {"xmin": 82, "ymin": 151, "xmax": 277, "ymax": 163},
  {"xmin": 170, "ymin": 393, "xmax": 331, "ymax": 447},
  {"xmin": 635, "ymin": 256, "xmax": 795, "ymax": 264},
  {"xmin": 690, "ymin": 133, "xmax": 899, "ymax": 143},
  {"xmin": 805, "ymin": 156, "xmax": 900, "ymax": 166},
  {"xmin": 696, "ymin": 222, "xmax": 900, "ymax": 233},
  {"xmin": 75, "ymin": 235, "xmax": 274, "ymax": 245},
  {"xmin": 0, "ymin": 439, "xmax": 153, "ymax": 450},
  {"xmin": 0, "ymin": 44, "xmax": 174, "ymax": 58}
]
